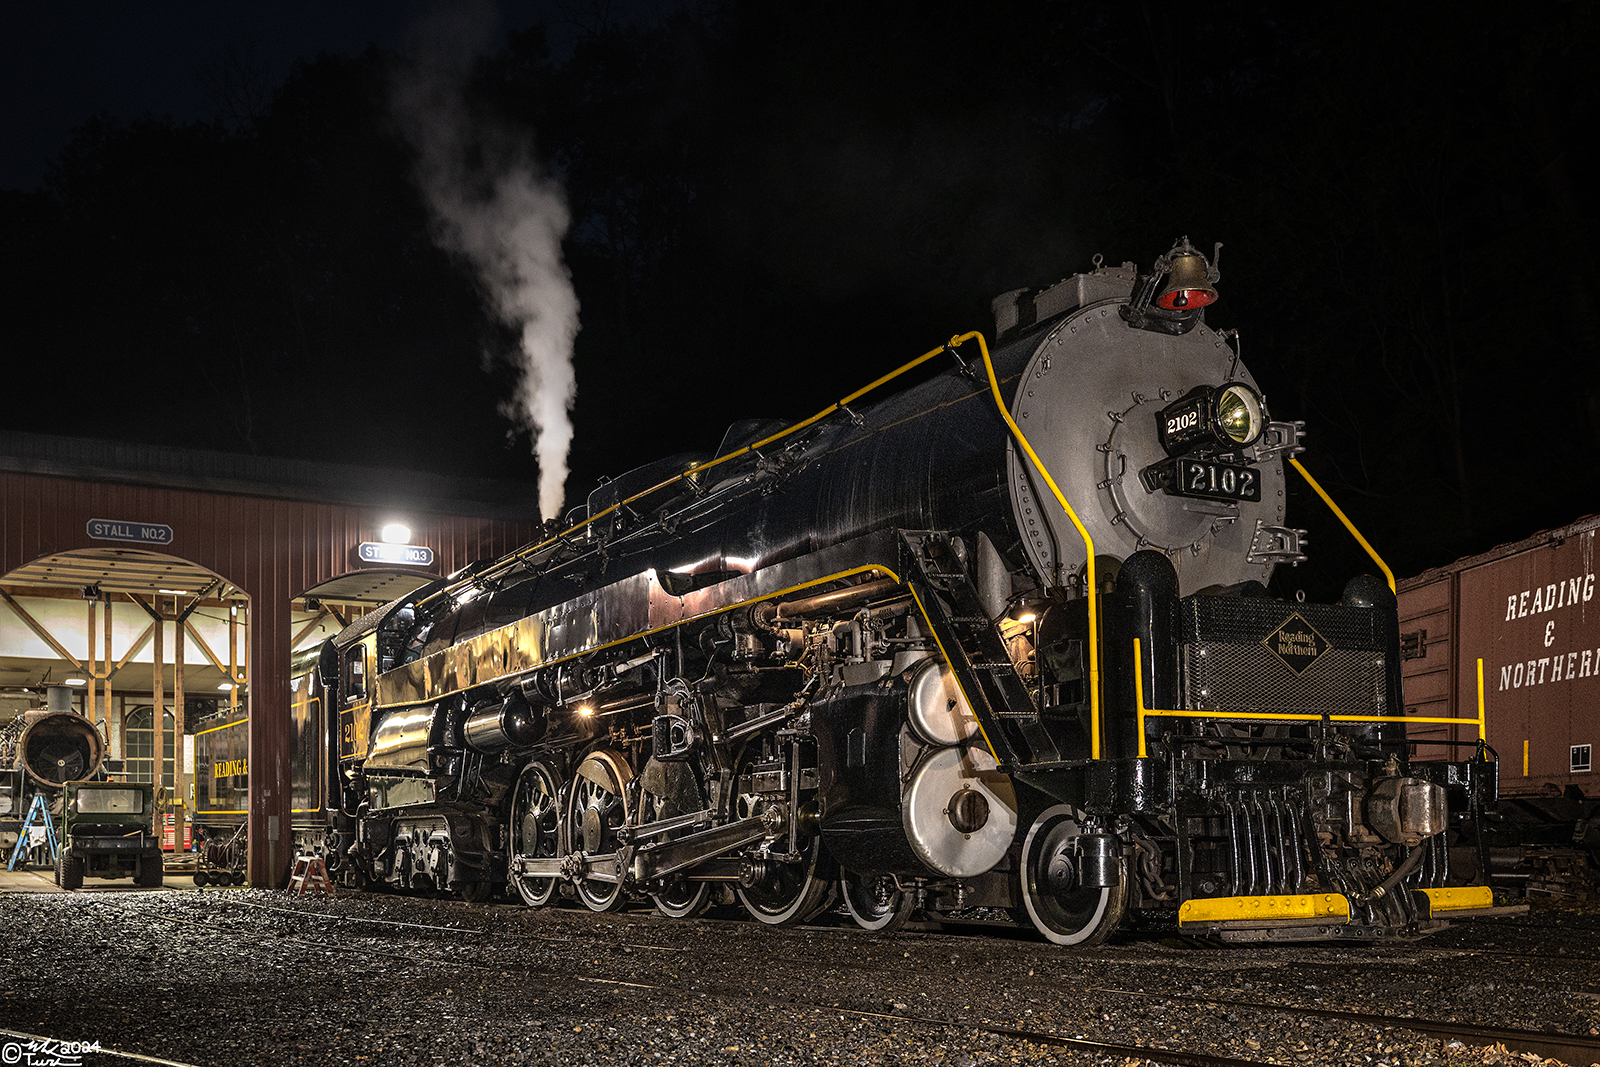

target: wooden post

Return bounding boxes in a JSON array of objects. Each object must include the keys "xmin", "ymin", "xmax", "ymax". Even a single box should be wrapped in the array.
[
  {"xmin": 229, "ymin": 602, "xmax": 239, "ymax": 715},
  {"xmin": 246, "ymin": 593, "xmax": 290, "ymax": 889},
  {"xmin": 152, "ymin": 600, "xmax": 165, "ymax": 822},
  {"xmin": 104, "ymin": 596, "xmax": 114, "ymax": 756},
  {"xmin": 174, "ymin": 595, "xmax": 186, "ymax": 844},
  {"xmin": 86, "ymin": 600, "xmax": 98, "ymax": 729}
]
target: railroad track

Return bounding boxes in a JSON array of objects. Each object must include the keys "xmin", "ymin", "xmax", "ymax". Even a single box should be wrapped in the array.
[
  {"xmin": 101, "ymin": 895, "xmax": 1600, "ymax": 1067},
  {"xmin": 1086, "ymin": 986, "xmax": 1600, "ymax": 1067}
]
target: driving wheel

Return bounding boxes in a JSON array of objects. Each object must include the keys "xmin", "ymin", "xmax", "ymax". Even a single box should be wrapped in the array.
[
  {"xmin": 509, "ymin": 760, "xmax": 562, "ymax": 908},
  {"xmin": 641, "ymin": 778, "xmax": 713, "ymax": 919},
  {"xmin": 566, "ymin": 752, "xmax": 632, "ymax": 912}
]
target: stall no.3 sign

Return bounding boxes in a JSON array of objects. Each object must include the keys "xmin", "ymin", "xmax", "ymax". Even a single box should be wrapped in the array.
[{"xmin": 357, "ymin": 542, "xmax": 434, "ymax": 566}]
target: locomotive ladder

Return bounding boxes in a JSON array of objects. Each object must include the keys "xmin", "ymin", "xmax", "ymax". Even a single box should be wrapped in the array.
[{"xmin": 901, "ymin": 532, "xmax": 1062, "ymax": 770}]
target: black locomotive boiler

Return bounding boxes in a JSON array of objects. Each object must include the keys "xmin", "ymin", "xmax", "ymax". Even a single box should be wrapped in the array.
[{"xmin": 318, "ymin": 239, "xmax": 1511, "ymax": 943}]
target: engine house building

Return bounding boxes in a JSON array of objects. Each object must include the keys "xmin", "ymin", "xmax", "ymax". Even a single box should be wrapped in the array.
[{"xmin": 0, "ymin": 432, "xmax": 540, "ymax": 885}]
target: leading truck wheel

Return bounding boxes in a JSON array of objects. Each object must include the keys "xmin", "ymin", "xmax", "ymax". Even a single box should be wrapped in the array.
[
  {"xmin": 840, "ymin": 871, "xmax": 914, "ymax": 932},
  {"xmin": 137, "ymin": 852, "xmax": 164, "ymax": 889},
  {"xmin": 1018, "ymin": 805, "xmax": 1127, "ymax": 947}
]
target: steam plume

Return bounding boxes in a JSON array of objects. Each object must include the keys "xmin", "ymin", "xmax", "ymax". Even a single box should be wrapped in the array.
[{"xmin": 393, "ymin": 1, "xmax": 579, "ymax": 522}]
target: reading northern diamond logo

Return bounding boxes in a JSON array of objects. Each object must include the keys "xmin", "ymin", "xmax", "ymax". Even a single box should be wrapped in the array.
[{"xmin": 1262, "ymin": 612, "xmax": 1330, "ymax": 675}]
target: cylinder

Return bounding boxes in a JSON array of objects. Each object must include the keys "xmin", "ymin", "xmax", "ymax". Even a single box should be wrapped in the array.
[
  {"xmin": 905, "ymin": 659, "xmax": 978, "ymax": 747},
  {"xmin": 463, "ymin": 695, "xmax": 547, "ymax": 752},
  {"xmin": 19, "ymin": 711, "xmax": 105, "ymax": 787},
  {"xmin": 901, "ymin": 744, "xmax": 1017, "ymax": 878}
]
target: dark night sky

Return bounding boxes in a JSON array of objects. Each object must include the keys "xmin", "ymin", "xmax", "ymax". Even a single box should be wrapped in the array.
[
  {"xmin": 0, "ymin": 2, "xmax": 653, "ymax": 190},
  {"xmin": 2, "ymin": 1, "xmax": 1596, "ymax": 599},
  {"xmin": 1, "ymin": 5, "xmax": 404, "ymax": 191}
]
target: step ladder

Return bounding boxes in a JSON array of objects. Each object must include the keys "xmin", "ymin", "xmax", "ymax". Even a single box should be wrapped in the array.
[
  {"xmin": 7, "ymin": 794, "xmax": 60, "ymax": 871},
  {"xmin": 287, "ymin": 853, "xmax": 335, "ymax": 896}
]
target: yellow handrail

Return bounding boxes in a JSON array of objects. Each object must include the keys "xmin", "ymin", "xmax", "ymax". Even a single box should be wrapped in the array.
[
  {"xmin": 1133, "ymin": 638, "xmax": 1486, "ymax": 758},
  {"xmin": 1287, "ymin": 457, "xmax": 1395, "ymax": 593},
  {"xmin": 950, "ymin": 330, "xmax": 1102, "ymax": 759},
  {"xmin": 429, "ymin": 341, "xmax": 955, "ymax": 605},
  {"xmin": 1476, "ymin": 657, "xmax": 1489, "ymax": 761}
]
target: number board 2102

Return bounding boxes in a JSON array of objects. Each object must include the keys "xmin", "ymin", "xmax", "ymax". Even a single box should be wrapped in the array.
[{"xmin": 1177, "ymin": 459, "xmax": 1260, "ymax": 502}]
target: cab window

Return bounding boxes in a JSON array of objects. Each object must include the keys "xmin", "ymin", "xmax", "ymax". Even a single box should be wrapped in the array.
[{"xmin": 344, "ymin": 646, "xmax": 367, "ymax": 702}]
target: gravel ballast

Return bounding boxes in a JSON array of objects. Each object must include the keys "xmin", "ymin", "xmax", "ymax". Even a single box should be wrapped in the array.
[{"xmin": 2, "ymin": 889, "xmax": 1597, "ymax": 1067}]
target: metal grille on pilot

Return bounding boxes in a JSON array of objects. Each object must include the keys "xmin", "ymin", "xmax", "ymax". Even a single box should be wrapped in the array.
[{"xmin": 1178, "ymin": 597, "xmax": 1389, "ymax": 715}]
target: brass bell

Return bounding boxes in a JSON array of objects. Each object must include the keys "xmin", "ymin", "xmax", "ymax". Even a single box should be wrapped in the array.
[{"xmin": 1155, "ymin": 247, "xmax": 1218, "ymax": 310}]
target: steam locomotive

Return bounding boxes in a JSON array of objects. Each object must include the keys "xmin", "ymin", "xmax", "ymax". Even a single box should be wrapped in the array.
[{"xmin": 307, "ymin": 239, "xmax": 1509, "ymax": 943}]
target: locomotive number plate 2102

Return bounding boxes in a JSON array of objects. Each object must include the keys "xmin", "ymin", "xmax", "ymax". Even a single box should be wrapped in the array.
[{"xmin": 1141, "ymin": 457, "xmax": 1262, "ymax": 503}]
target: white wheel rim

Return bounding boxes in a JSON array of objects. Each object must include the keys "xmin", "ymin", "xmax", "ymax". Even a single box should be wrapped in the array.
[{"xmin": 1019, "ymin": 804, "xmax": 1112, "ymax": 946}]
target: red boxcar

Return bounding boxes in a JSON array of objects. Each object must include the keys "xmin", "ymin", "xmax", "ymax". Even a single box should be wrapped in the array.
[{"xmin": 1398, "ymin": 514, "xmax": 1599, "ymax": 891}]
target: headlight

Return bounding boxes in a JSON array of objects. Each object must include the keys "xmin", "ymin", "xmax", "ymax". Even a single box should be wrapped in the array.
[
  {"xmin": 1156, "ymin": 382, "xmax": 1266, "ymax": 456},
  {"xmin": 1214, "ymin": 384, "xmax": 1263, "ymax": 446}
]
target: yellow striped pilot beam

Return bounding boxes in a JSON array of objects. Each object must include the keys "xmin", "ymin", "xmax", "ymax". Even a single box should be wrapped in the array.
[
  {"xmin": 1420, "ymin": 886, "xmax": 1494, "ymax": 913},
  {"xmin": 1177, "ymin": 887, "xmax": 1495, "ymax": 926},
  {"xmin": 1178, "ymin": 894, "xmax": 1351, "ymax": 925}
]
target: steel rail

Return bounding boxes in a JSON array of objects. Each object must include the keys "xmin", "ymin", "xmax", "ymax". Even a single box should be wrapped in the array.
[
  {"xmin": 209, "ymin": 895, "xmax": 679, "ymax": 950},
  {"xmin": 183, "ymin": 894, "xmax": 1600, "ymax": 1056},
  {"xmin": 1089, "ymin": 986, "xmax": 1600, "ymax": 1065},
  {"xmin": 118, "ymin": 895, "xmax": 1600, "ymax": 1067}
]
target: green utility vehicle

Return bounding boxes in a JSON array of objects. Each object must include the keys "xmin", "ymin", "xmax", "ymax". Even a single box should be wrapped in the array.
[{"xmin": 55, "ymin": 780, "xmax": 163, "ymax": 890}]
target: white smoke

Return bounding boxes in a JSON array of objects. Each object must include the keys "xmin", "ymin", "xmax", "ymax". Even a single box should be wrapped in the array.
[{"xmin": 393, "ymin": 1, "xmax": 579, "ymax": 522}]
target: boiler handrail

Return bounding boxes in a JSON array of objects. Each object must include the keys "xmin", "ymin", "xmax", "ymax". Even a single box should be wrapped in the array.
[
  {"xmin": 950, "ymin": 330, "xmax": 1103, "ymax": 760},
  {"xmin": 1287, "ymin": 457, "xmax": 1396, "ymax": 593}
]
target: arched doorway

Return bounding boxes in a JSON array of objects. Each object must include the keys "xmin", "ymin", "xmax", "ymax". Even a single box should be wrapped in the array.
[
  {"xmin": 0, "ymin": 546, "xmax": 248, "ymax": 861},
  {"xmin": 180, "ymin": 567, "xmax": 438, "ymax": 878}
]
